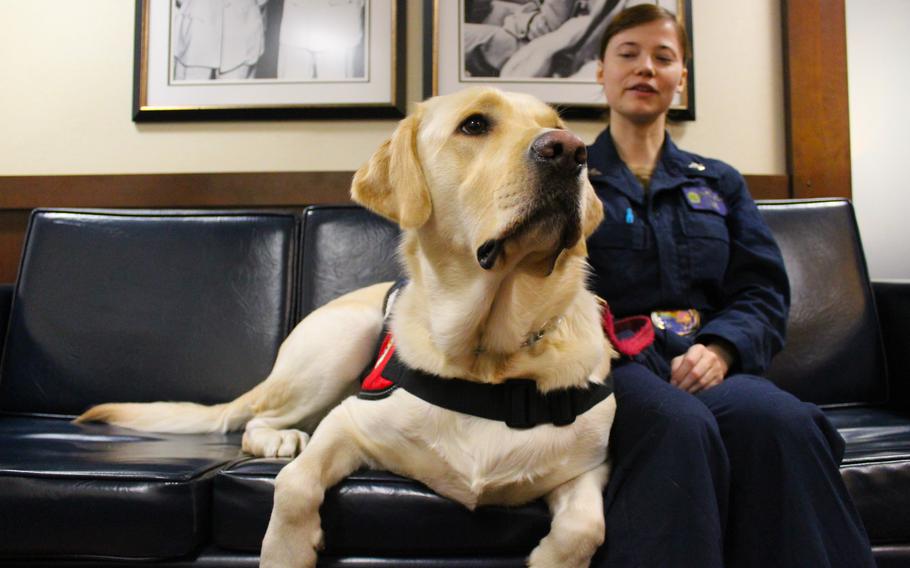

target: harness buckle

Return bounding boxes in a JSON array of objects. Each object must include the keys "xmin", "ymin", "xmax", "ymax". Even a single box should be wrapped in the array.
[
  {"xmin": 503, "ymin": 380, "xmax": 578, "ymax": 428},
  {"xmin": 548, "ymin": 389, "xmax": 576, "ymax": 426},
  {"xmin": 504, "ymin": 379, "xmax": 537, "ymax": 429}
]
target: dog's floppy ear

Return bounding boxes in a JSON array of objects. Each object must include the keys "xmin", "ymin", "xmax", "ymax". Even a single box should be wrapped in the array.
[
  {"xmin": 351, "ymin": 109, "xmax": 432, "ymax": 229},
  {"xmin": 581, "ymin": 182, "xmax": 605, "ymax": 238}
]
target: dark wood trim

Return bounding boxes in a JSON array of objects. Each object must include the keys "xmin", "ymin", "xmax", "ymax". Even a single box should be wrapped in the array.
[
  {"xmin": 0, "ymin": 172, "xmax": 789, "ymax": 210},
  {"xmin": 781, "ymin": 0, "xmax": 852, "ymax": 199},
  {"xmin": 0, "ymin": 211, "xmax": 30, "ymax": 284},
  {"xmin": 745, "ymin": 175, "xmax": 790, "ymax": 200},
  {"xmin": 0, "ymin": 172, "xmax": 354, "ymax": 209}
]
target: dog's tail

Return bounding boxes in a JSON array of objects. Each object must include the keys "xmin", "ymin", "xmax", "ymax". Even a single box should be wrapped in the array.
[{"xmin": 73, "ymin": 384, "xmax": 265, "ymax": 434}]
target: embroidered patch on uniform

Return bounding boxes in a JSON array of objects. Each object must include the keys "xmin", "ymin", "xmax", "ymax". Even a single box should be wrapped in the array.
[
  {"xmin": 651, "ymin": 309, "xmax": 701, "ymax": 336},
  {"xmin": 684, "ymin": 186, "xmax": 728, "ymax": 215}
]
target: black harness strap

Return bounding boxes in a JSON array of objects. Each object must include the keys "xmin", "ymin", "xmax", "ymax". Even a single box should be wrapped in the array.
[
  {"xmin": 381, "ymin": 352, "xmax": 613, "ymax": 429},
  {"xmin": 358, "ymin": 278, "xmax": 614, "ymax": 429}
]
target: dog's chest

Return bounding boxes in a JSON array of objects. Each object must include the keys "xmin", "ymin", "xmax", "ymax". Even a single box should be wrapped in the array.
[{"xmin": 346, "ymin": 391, "xmax": 615, "ymax": 508}]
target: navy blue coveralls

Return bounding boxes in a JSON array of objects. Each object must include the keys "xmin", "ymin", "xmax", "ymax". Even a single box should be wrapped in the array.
[{"xmin": 585, "ymin": 129, "xmax": 874, "ymax": 567}]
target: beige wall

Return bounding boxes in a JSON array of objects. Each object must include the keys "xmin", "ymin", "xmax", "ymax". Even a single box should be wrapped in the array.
[
  {"xmin": 846, "ymin": 0, "xmax": 910, "ymax": 280},
  {"xmin": 0, "ymin": 0, "xmax": 785, "ymax": 176}
]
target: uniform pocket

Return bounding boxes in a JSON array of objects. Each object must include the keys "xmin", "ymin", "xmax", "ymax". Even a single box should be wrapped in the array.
[
  {"xmin": 681, "ymin": 209, "xmax": 729, "ymax": 241},
  {"xmin": 589, "ymin": 222, "xmax": 648, "ymax": 250},
  {"xmin": 587, "ymin": 222, "xmax": 656, "ymax": 300},
  {"xmin": 680, "ymin": 210, "xmax": 730, "ymax": 283}
]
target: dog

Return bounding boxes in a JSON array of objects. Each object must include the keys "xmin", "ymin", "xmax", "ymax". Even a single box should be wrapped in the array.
[{"xmin": 77, "ymin": 87, "xmax": 617, "ymax": 568}]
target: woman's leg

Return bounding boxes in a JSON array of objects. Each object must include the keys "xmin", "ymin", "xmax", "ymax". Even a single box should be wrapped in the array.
[
  {"xmin": 697, "ymin": 374, "xmax": 875, "ymax": 568},
  {"xmin": 592, "ymin": 362, "xmax": 728, "ymax": 567}
]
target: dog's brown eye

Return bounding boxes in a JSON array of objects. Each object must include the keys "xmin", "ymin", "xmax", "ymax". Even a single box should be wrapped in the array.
[{"xmin": 459, "ymin": 114, "xmax": 490, "ymax": 136}]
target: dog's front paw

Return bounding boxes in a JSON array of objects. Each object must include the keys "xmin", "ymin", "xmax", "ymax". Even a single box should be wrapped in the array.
[
  {"xmin": 260, "ymin": 506, "xmax": 323, "ymax": 568},
  {"xmin": 528, "ymin": 530, "xmax": 602, "ymax": 568},
  {"xmin": 260, "ymin": 535, "xmax": 317, "ymax": 568},
  {"xmin": 242, "ymin": 427, "xmax": 309, "ymax": 458}
]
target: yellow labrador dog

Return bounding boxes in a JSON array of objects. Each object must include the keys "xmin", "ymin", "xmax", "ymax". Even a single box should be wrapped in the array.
[{"xmin": 77, "ymin": 87, "xmax": 617, "ymax": 568}]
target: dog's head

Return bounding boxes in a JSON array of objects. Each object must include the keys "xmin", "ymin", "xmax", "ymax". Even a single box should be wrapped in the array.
[{"xmin": 352, "ymin": 87, "xmax": 603, "ymax": 277}]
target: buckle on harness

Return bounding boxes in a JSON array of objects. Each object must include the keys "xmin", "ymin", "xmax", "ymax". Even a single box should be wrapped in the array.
[
  {"xmin": 504, "ymin": 379, "xmax": 537, "ymax": 429},
  {"xmin": 504, "ymin": 380, "xmax": 577, "ymax": 428},
  {"xmin": 548, "ymin": 389, "xmax": 576, "ymax": 426}
]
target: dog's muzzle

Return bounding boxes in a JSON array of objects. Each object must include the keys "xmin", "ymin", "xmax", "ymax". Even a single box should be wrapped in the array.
[{"xmin": 476, "ymin": 130, "xmax": 588, "ymax": 272}]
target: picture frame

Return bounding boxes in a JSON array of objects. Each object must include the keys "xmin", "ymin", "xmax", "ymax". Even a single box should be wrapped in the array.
[
  {"xmin": 424, "ymin": 0, "xmax": 695, "ymax": 120},
  {"xmin": 133, "ymin": 0, "xmax": 406, "ymax": 121}
]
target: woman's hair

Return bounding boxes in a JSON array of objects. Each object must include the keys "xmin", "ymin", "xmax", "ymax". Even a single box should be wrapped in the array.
[{"xmin": 599, "ymin": 4, "xmax": 690, "ymax": 63}]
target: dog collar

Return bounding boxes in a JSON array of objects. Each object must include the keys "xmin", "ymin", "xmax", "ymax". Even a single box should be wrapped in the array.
[
  {"xmin": 520, "ymin": 315, "xmax": 565, "ymax": 348},
  {"xmin": 473, "ymin": 315, "xmax": 565, "ymax": 355}
]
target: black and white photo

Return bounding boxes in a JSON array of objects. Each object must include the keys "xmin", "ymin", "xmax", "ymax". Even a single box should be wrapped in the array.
[
  {"xmin": 134, "ymin": 0, "xmax": 402, "ymax": 120},
  {"xmin": 276, "ymin": 0, "xmax": 366, "ymax": 80},
  {"xmin": 171, "ymin": 0, "xmax": 271, "ymax": 81},
  {"xmin": 427, "ymin": 0, "xmax": 694, "ymax": 119}
]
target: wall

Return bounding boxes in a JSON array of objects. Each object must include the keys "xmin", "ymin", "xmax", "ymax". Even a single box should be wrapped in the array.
[
  {"xmin": 846, "ymin": 0, "xmax": 910, "ymax": 280},
  {"xmin": 0, "ymin": 0, "xmax": 785, "ymax": 176}
]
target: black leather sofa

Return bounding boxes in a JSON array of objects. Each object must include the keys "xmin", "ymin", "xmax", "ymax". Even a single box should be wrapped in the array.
[{"xmin": 0, "ymin": 200, "xmax": 908, "ymax": 567}]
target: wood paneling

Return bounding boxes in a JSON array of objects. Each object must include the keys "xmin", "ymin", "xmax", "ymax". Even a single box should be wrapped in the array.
[
  {"xmin": 781, "ymin": 0, "xmax": 852, "ymax": 199},
  {"xmin": 745, "ymin": 175, "xmax": 790, "ymax": 200},
  {"xmin": 0, "ymin": 172, "xmax": 354, "ymax": 209},
  {"xmin": 0, "ymin": 172, "xmax": 788, "ymax": 209},
  {"xmin": 0, "ymin": 211, "xmax": 30, "ymax": 284}
]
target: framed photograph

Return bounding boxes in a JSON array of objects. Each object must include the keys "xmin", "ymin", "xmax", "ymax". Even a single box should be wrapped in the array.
[
  {"xmin": 424, "ymin": 0, "xmax": 694, "ymax": 120},
  {"xmin": 133, "ymin": 0, "xmax": 406, "ymax": 121}
]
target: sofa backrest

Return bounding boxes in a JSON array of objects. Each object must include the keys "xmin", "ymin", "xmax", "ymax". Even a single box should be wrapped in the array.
[
  {"xmin": 0, "ymin": 210, "xmax": 300, "ymax": 416},
  {"xmin": 759, "ymin": 199, "xmax": 887, "ymax": 406},
  {"xmin": 0, "ymin": 201, "xmax": 886, "ymax": 416},
  {"xmin": 297, "ymin": 205, "xmax": 402, "ymax": 320},
  {"xmin": 296, "ymin": 201, "xmax": 889, "ymax": 406}
]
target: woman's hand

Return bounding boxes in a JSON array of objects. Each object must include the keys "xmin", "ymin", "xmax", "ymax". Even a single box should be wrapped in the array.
[{"xmin": 670, "ymin": 343, "xmax": 734, "ymax": 393}]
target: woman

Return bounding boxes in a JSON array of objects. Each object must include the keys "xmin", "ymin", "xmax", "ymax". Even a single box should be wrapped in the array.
[
  {"xmin": 585, "ymin": 5, "xmax": 875, "ymax": 566},
  {"xmin": 277, "ymin": 0, "xmax": 365, "ymax": 80},
  {"xmin": 173, "ymin": 0, "xmax": 269, "ymax": 80}
]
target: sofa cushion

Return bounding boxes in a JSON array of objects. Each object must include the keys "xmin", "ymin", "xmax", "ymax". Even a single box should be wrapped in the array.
[
  {"xmin": 212, "ymin": 407, "xmax": 910, "ymax": 557},
  {"xmin": 0, "ymin": 210, "xmax": 299, "ymax": 415},
  {"xmin": 759, "ymin": 200, "xmax": 887, "ymax": 406},
  {"xmin": 0, "ymin": 415, "xmax": 242, "ymax": 560},
  {"xmin": 213, "ymin": 459, "xmax": 550, "ymax": 556},
  {"xmin": 298, "ymin": 205, "xmax": 402, "ymax": 319},
  {"xmin": 213, "ymin": 432, "xmax": 910, "ymax": 561},
  {"xmin": 826, "ymin": 407, "xmax": 910, "ymax": 546}
]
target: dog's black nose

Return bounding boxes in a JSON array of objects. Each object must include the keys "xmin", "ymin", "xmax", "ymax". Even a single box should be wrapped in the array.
[{"xmin": 530, "ymin": 130, "xmax": 587, "ymax": 173}]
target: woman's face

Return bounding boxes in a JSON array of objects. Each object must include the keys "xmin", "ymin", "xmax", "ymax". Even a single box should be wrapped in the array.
[{"xmin": 597, "ymin": 19, "xmax": 687, "ymax": 125}]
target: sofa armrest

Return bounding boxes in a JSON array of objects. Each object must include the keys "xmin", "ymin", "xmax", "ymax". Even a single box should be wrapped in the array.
[{"xmin": 873, "ymin": 280, "xmax": 910, "ymax": 407}]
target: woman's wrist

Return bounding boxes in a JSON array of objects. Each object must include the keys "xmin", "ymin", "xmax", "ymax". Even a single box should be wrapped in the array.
[{"xmin": 706, "ymin": 341, "xmax": 735, "ymax": 375}]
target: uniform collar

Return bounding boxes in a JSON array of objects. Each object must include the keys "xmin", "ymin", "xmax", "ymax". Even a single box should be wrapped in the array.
[{"xmin": 587, "ymin": 128, "xmax": 719, "ymax": 202}]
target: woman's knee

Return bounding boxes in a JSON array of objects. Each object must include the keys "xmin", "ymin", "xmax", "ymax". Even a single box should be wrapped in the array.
[
  {"xmin": 705, "ymin": 375, "xmax": 833, "ymax": 451},
  {"xmin": 611, "ymin": 363, "xmax": 726, "ymax": 458},
  {"xmin": 623, "ymin": 386, "xmax": 722, "ymax": 449}
]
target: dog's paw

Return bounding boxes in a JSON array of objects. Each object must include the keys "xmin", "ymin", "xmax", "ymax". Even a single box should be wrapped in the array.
[
  {"xmin": 260, "ymin": 502, "xmax": 323, "ymax": 568},
  {"xmin": 528, "ymin": 534, "xmax": 600, "ymax": 568},
  {"xmin": 242, "ymin": 427, "xmax": 310, "ymax": 458},
  {"xmin": 260, "ymin": 537, "xmax": 317, "ymax": 568}
]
